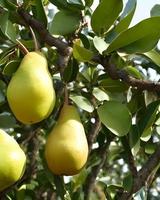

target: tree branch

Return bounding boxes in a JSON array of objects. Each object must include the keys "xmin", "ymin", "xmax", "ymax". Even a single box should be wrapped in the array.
[
  {"xmin": 119, "ymin": 144, "xmax": 160, "ymax": 200},
  {"xmin": 84, "ymin": 137, "xmax": 112, "ymax": 200}
]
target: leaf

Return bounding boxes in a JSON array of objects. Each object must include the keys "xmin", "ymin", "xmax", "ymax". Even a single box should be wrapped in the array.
[
  {"xmin": 124, "ymin": 66, "xmax": 143, "ymax": 79},
  {"xmin": 0, "ymin": 112, "xmax": 16, "ymax": 128},
  {"xmin": 67, "ymin": 0, "xmax": 84, "ymax": 10},
  {"xmin": 97, "ymin": 101, "xmax": 132, "ymax": 136},
  {"xmin": 151, "ymin": 4, "xmax": 160, "ymax": 17},
  {"xmin": 106, "ymin": 17, "xmax": 160, "ymax": 54},
  {"xmin": 84, "ymin": 0, "xmax": 93, "ymax": 7},
  {"xmin": 34, "ymin": 0, "xmax": 47, "ymax": 28},
  {"xmin": 70, "ymin": 94, "xmax": 94, "ymax": 112},
  {"xmin": 133, "ymin": 187, "xmax": 147, "ymax": 200},
  {"xmin": 3, "ymin": 60, "xmax": 20, "ymax": 76},
  {"xmin": 49, "ymin": 10, "xmax": 80, "ymax": 35},
  {"xmin": 99, "ymin": 78, "xmax": 128, "ymax": 92},
  {"xmin": 91, "ymin": 0, "xmax": 123, "ymax": 35},
  {"xmin": 93, "ymin": 36, "xmax": 109, "ymax": 54},
  {"xmin": 73, "ymin": 40, "xmax": 94, "ymax": 62},
  {"xmin": 113, "ymin": 0, "xmax": 137, "ymax": 34},
  {"xmin": 138, "ymin": 100, "xmax": 160, "ymax": 136},
  {"xmin": 48, "ymin": 0, "xmax": 68, "ymax": 10},
  {"xmin": 143, "ymin": 50, "xmax": 160, "ymax": 67},
  {"xmin": 140, "ymin": 127, "xmax": 152, "ymax": 142},
  {"xmin": 0, "ymin": 11, "xmax": 17, "ymax": 42},
  {"xmin": 123, "ymin": 173, "xmax": 133, "ymax": 192},
  {"xmin": 92, "ymin": 87, "xmax": 109, "ymax": 101}
]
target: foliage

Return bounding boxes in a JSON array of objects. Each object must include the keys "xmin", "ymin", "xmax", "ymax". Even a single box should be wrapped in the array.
[{"xmin": 0, "ymin": 0, "xmax": 160, "ymax": 199}]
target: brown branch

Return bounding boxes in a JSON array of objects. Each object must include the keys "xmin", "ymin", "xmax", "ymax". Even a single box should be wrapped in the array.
[
  {"xmin": 17, "ymin": 7, "xmax": 72, "ymax": 69},
  {"xmin": 119, "ymin": 144, "xmax": 160, "ymax": 200},
  {"xmin": 84, "ymin": 137, "xmax": 112, "ymax": 200}
]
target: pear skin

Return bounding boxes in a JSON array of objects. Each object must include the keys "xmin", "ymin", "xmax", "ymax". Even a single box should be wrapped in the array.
[
  {"xmin": 45, "ymin": 104, "xmax": 88, "ymax": 176},
  {"xmin": 0, "ymin": 129, "xmax": 26, "ymax": 191},
  {"xmin": 7, "ymin": 51, "xmax": 56, "ymax": 124}
]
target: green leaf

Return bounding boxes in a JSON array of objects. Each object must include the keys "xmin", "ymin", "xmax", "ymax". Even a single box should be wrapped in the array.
[
  {"xmin": 3, "ymin": 60, "xmax": 20, "ymax": 76},
  {"xmin": 70, "ymin": 94, "xmax": 94, "ymax": 112},
  {"xmin": 84, "ymin": 0, "xmax": 93, "ymax": 7},
  {"xmin": 97, "ymin": 101, "xmax": 132, "ymax": 136},
  {"xmin": 0, "ymin": 11, "xmax": 17, "ymax": 42},
  {"xmin": 34, "ymin": 0, "xmax": 47, "ymax": 28},
  {"xmin": 124, "ymin": 66, "xmax": 143, "ymax": 79},
  {"xmin": 91, "ymin": 0, "xmax": 123, "ymax": 35},
  {"xmin": 123, "ymin": 173, "xmax": 133, "ymax": 192},
  {"xmin": 73, "ymin": 41, "xmax": 94, "ymax": 62},
  {"xmin": 49, "ymin": 10, "xmax": 80, "ymax": 35},
  {"xmin": 133, "ymin": 187, "xmax": 147, "ymax": 200},
  {"xmin": 0, "ymin": 112, "xmax": 16, "ymax": 128},
  {"xmin": 93, "ymin": 87, "xmax": 109, "ymax": 101},
  {"xmin": 93, "ymin": 36, "xmax": 109, "ymax": 54},
  {"xmin": 140, "ymin": 127, "xmax": 152, "ymax": 142},
  {"xmin": 48, "ymin": 0, "xmax": 68, "ymax": 10},
  {"xmin": 114, "ymin": 0, "xmax": 136, "ymax": 33},
  {"xmin": 151, "ymin": 4, "xmax": 160, "ymax": 17},
  {"xmin": 106, "ymin": 17, "xmax": 160, "ymax": 54},
  {"xmin": 138, "ymin": 100, "xmax": 160, "ymax": 136},
  {"xmin": 99, "ymin": 78, "xmax": 128, "ymax": 92},
  {"xmin": 143, "ymin": 50, "xmax": 160, "ymax": 67}
]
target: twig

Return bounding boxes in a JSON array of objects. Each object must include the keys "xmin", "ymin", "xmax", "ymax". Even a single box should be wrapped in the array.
[
  {"xmin": 83, "ymin": 139, "xmax": 111, "ymax": 200},
  {"xmin": 119, "ymin": 144, "xmax": 160, "ymax": 200},
  {"xmin": 29, "ymin": 26, "xmax": 39, "ymax": 51}
]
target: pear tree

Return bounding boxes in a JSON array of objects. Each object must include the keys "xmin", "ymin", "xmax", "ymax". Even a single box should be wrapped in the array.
[{"xmin": 0, "ymin": 0, "xmax": 160, "ymax": 200}]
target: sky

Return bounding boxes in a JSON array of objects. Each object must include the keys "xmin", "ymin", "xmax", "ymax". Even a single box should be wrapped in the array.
[{"xmin": 130, "ymin": 0, "xmax": 160, "ymax": 26}]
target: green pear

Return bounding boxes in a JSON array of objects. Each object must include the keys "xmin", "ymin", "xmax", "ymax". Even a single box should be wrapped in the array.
[
  {"xmin": 7, "ymin": 51, "xmax": 56, "ymax": 124},
  {"xmin": 45, "ymin": 104, "xmax": 88, "ymax": 176},
  {"xmin": 0, "ymin": 129, "xmax": 26, "ymax": 191}
]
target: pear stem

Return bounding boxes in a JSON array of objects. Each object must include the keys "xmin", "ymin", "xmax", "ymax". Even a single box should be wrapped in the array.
[
  {"xmin": 29, "ymin": 26, "xmax": 39, "ymax": 51},
  {"xmin": 16, "ymin": 39, "xmax": 29, "ymax": 55},
  {"xmin": 64, "ymin": 85, "xmax": 69, "ymax": 105}
]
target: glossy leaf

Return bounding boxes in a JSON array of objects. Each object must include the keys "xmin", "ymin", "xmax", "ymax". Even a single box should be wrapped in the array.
[
  {"xmin": 73, "ymin": 40, "xmax": 94, "ymax": 62},
  {"xmin": 124, "ymin": 66, "xmax": 143, "ymax": 79},
  {"xmin": 123, "ymin": 173, "xmax": 133, "ymax": 192},
  {"xmin": 70, "ymin": 94, "xmax": 94, "ymax": 112},
  {"xmin": 0, "ymin": 11, "xmax": 17, "ymax": 42},
  {"xmin": 143, "ymin": 50, "xmax": 160, "ymax": 67},
  {"xmin": 91, "ymin": 0, "xmax": 123, "ymax": 35},
  {"xmin": 93, "ymin": 87, "xmax": 109, "ymax": 101},
  {"xmin": 138, "ymin": 100, "xmax": 160, "ymax": 136},
  {"xmin": 84, "ymin": 0, "xmax": 93, "ymax": 7},
  {"xmin": 49, "ymin": 11, "xmax": 80, "ymax": 35},
  {"xmin": 97, "ymin": 101, "xmax": 132, "ymax": 136},
  {"xmin": 48, "ymin": 0, "xmax": 68, "ymax": 10},
  {"xmin": 113, "ymin": 0, "xmax": 137, "ymax": 34},
  {"xmin": 93, "ymin": 36, "xmax": 109, "ymax": 54},
  {"xmin": 106, "ymin": 17, "xmax": 160, "ymax": 54}
]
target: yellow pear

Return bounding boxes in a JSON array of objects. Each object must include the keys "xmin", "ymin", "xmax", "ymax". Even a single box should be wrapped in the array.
[
  {"xmin": 0, "ymin": 129, "xmax": 26, "ymax": 191},
  {"xmin": 45, "ymin": 104, "xmax": 88, "ymax": 175},
  {"xmin": 7, "ymin": 51, "xmax": 56, "ymax": 124}
]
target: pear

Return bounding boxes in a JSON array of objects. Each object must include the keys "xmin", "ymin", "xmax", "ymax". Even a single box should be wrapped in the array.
[
  {"xmin": 7, "ymin": 51, "xmax": 56, "ymax": 124},
  {"xmin": 0, "ymin": 129, "xmax": 26, "ymax": 191},
  {"xmin": 45, "ymin": 104, "xmax": 88, "ymax": 176}
]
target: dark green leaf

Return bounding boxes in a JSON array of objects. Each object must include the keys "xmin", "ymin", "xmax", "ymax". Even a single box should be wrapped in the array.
[
  {"xmin": 123, "ymin": 173, "xmax": 133, "ymax": 192},
  {"xmin": 138, "ymin": 100, "xmax": 160, "ymax": 136},
  {"xmin": 49, "ymin": 10, "xmax": 80, "ymax": 35},
  {"xmin": 143, "ymin": 50, "xmax": 160, "ymax": 67},
  {"xmin": 99, "ymin": 78, "xmax": 129, "ymax": 92},
  {"xmin": 84, "ymin": 0, "xmax": 93, "ymax": 7},
  {"xmin": 106, "ymin": 17, "xmax": 160, "ymax": 54},
  {"xmin": 97, "ymin": 101, "xmax": 132, "ymax": 136},
  {"xmin": 0, "ymin": 112, "xmax": 16, "ymax": 128},
  {"xmin": 91, "ymin": 0, "xmax": 123, "ymax": 35},
  {"xmin": 151, "ymin": 4, "xmax": 160, "ymax": 17},
  {"xmin": 48, "ymin": 0, "xmax": 68, "ymax": 10},
  {"xmin": 3, "ymin": 60, "xmax": 20, "ymax": 76},
  {"xmin": 34, "ymin": 0, "xmax": 47, "ymax": 28},
  {"xmin": 0, "ymin": 11, "xmax": 17, "ymax": 42}
]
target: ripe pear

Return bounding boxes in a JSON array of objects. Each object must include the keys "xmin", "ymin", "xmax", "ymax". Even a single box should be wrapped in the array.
[
  {"xmin": 45, "ymin": 104, "xmax": 88, "ymax": 176},
  {"xmin": 7, "ymin": 51, "xmax": 56, "ymax": 124},
  {"xmin": 0, "ymin": 129, "xmax": 26, "ymax": 191}
]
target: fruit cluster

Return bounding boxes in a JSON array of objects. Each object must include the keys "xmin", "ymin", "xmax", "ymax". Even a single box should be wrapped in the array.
[{"xmin": 0, "ymin": 51, "xmax": 88, "ymax": 191}]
